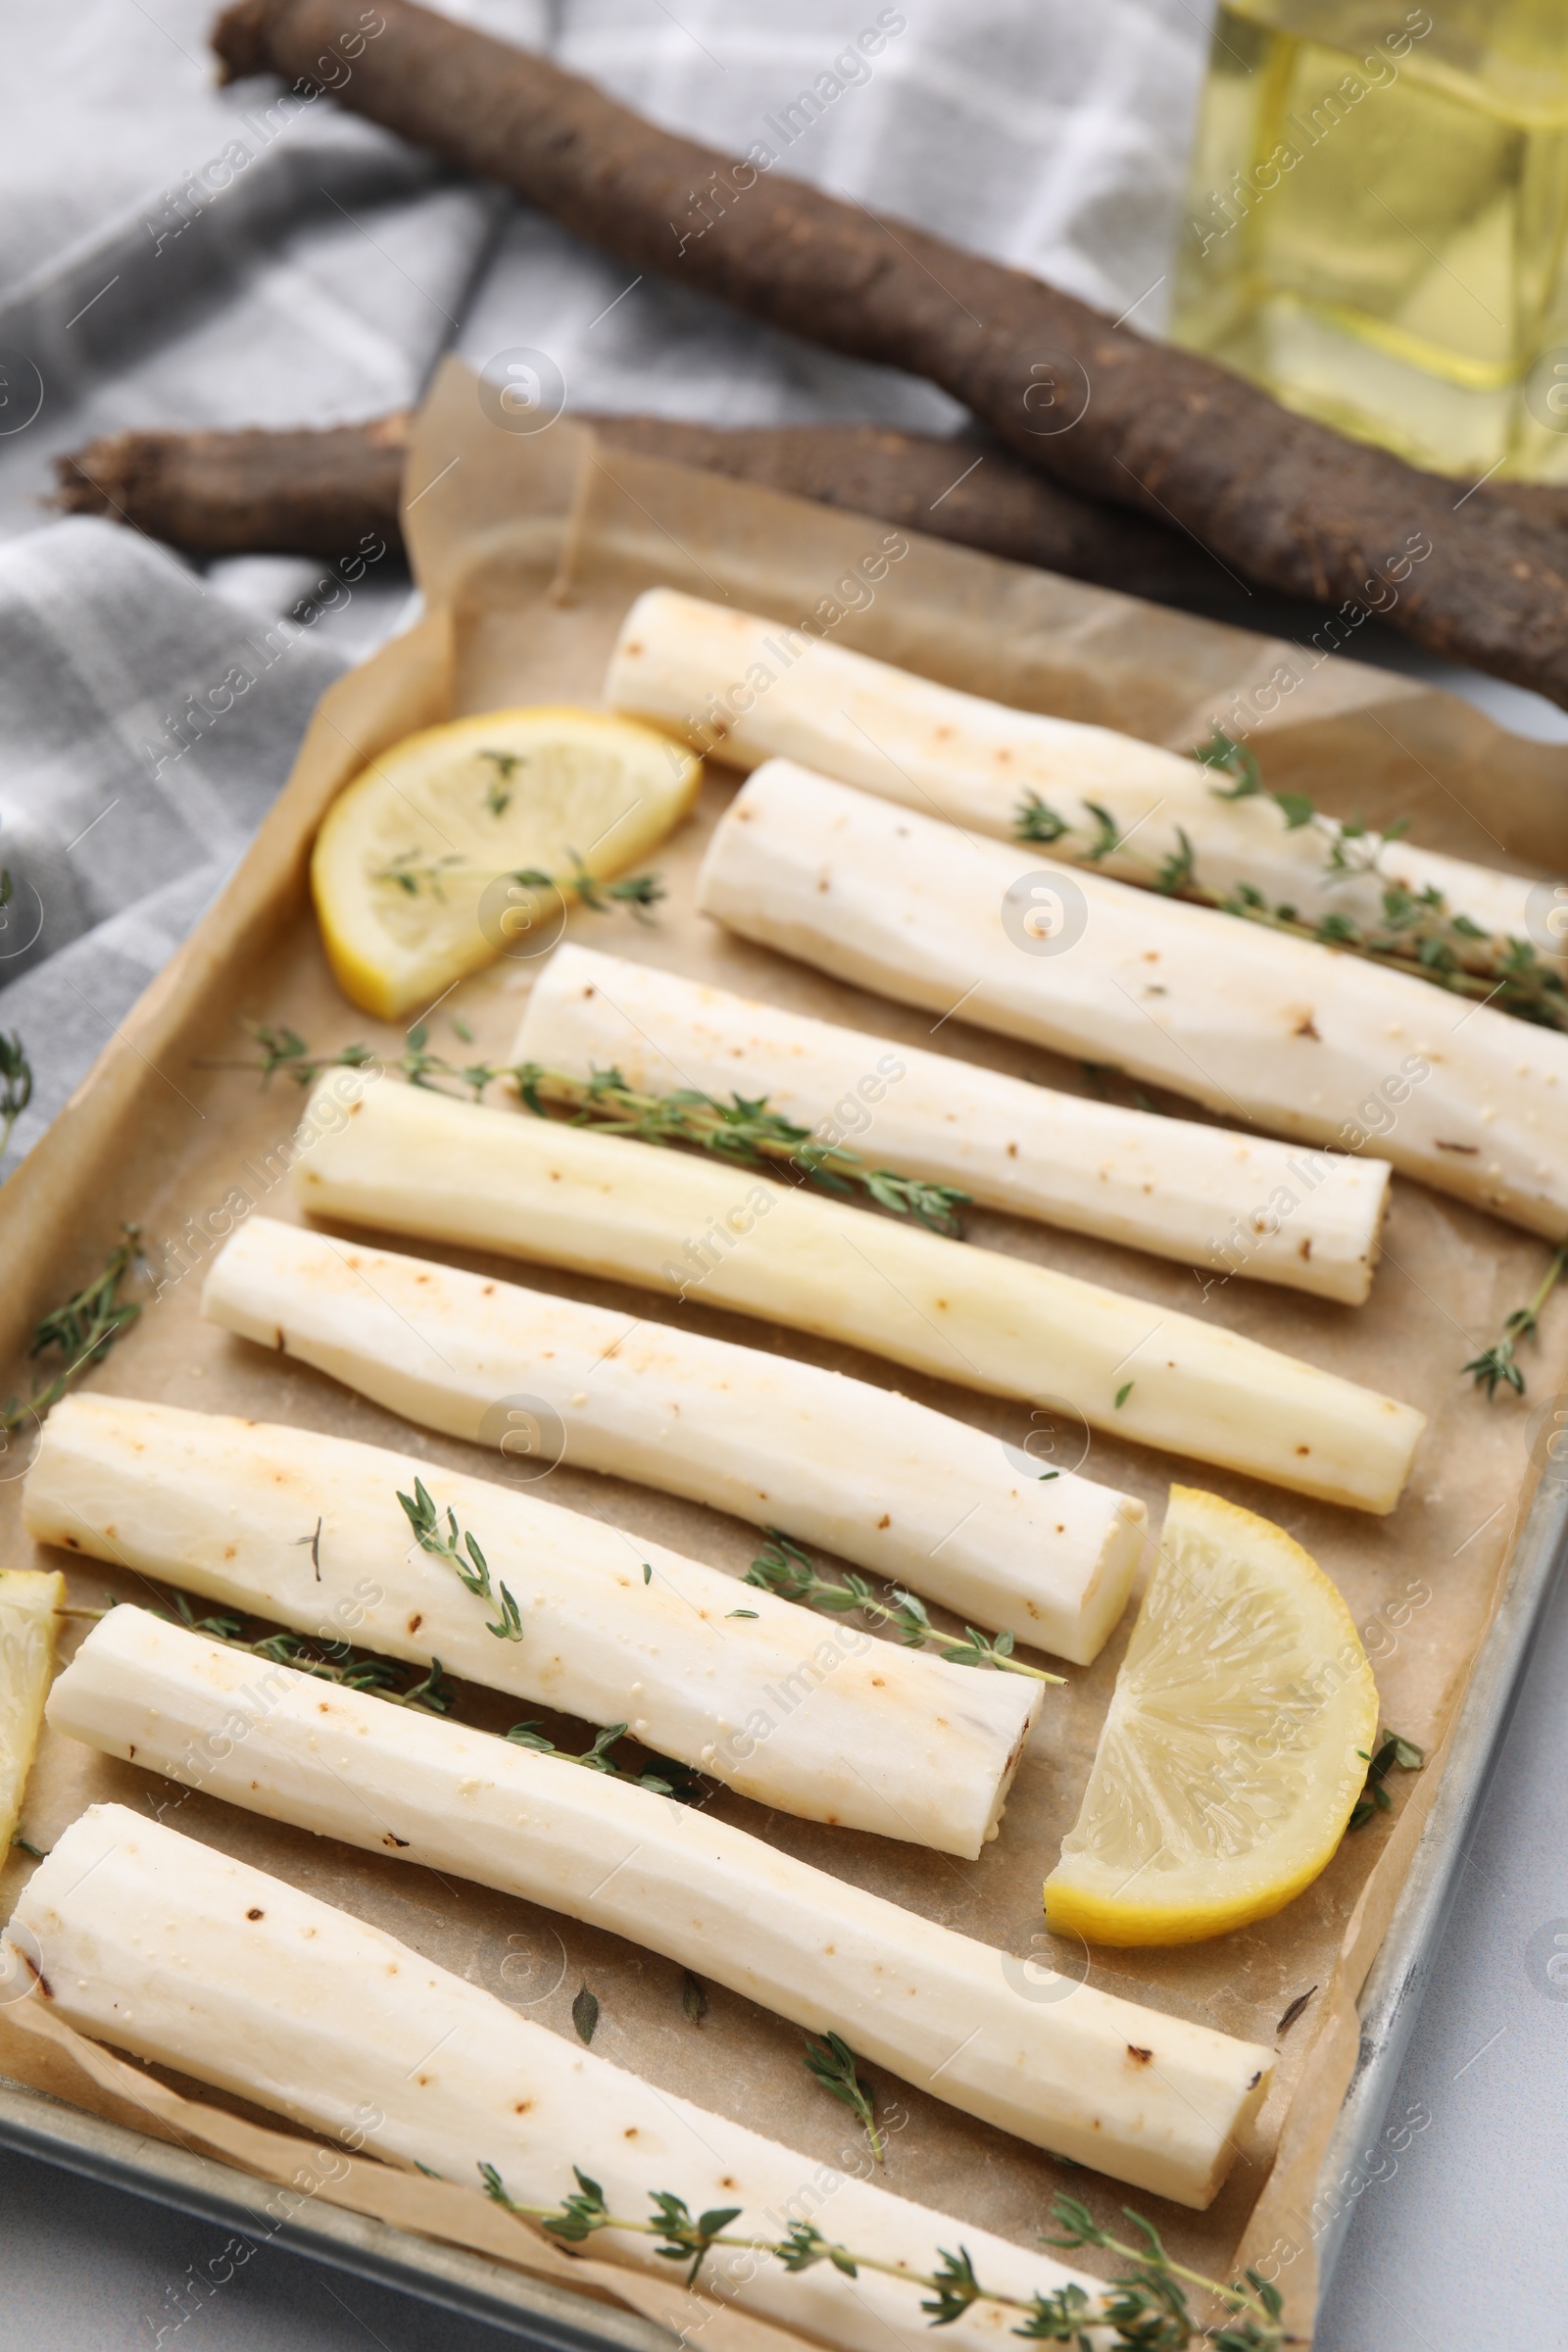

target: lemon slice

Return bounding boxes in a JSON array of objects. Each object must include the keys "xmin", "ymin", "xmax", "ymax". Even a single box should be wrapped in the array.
[
  {"xmin": 1, "ymin": 1568, "xmax": 64, "ymax": 1853},
  {"xmin": 312, "ymin": 708, "xmax": 701, "ymax": 1018},
  {"xmin": 1045, "ymin": 1488, "xmax": 1377, "ymax": 1946}
]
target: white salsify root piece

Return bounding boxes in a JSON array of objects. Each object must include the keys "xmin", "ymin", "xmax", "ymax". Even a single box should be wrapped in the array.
[
  {"xmin": 8, "ymin": 1808, "xmax": 1112, "ymax": 2352},
  {"xmin": 697, "ymin": 760, "xmax": 1568, "ymax": 1245},
  {"xmin": 202, "ymin": 1218, "xmax": 1144, "ymax": 1665},
  {"xmin": 606, "ymin": 586, "xmax": 1557, "ymax": 962},
  {"xmin": 23, "ymin": 1394, "xmax": 1041, "ymax": 1859},
  {"xmin": 283, "ymin": 1072, "xmax": 1425, "ymax": 1513},
  {"xmin": 514, "ymin": 941, "xmax": 1390, "ymax": 1304},
  {"xmin": 0, "ymin": 1569, "xmax": 64, "ymax": 1853},
  {"xmin": 48, "ymin": 1609, "xmax": 1275, "ymax": 2205}
]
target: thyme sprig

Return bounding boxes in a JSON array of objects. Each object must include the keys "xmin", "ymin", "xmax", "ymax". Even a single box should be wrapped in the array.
[
  {"xmin": 398, "ymin": 1477, "xmax": 522, "ymax": 1642},
  {"xmin": 478, "ymin": 748, "xmax": 519, "ymax": 815},
  {"xmin": 209, "ymin": 1023, "xmax": 970, "ymax": 1236},
  {"xmin": 153, "ymin": 1590, "xmax": 456, "ymax": 1713},
  {"xmin": 1, "ymin": 1227, "xmax": 145, "ymax": 1433},
  {"xmin": 1079, "ymin": 801, "xmax": 1123, "ymax": 863},
  {"xmin": 1016, "ymin": 792, "xmax": 1068, "ymax": 845},
  {"xmin": 370, "ymin": 846, "xmax": 662, "ymax": 922},
  {"xmin": 221, "ymin": 1025, "xmax": 379, "ymax": 1086},
  {"xmin": 1190, "ymin": 730, "xmax": 1567, "ymax": 1027},
  {"xmin": 505, "ymin": 1716, "xmax": 703, "ymax": 1802},
  {"xmin": 1195, "ymin": 728, "xmax": 1283, "ymax": 812},
  {"xmin": 681, "ymin": 1969, "xmax": 708, "ymax": 2025},
  {"xmin": 1211, "ymin": 880, "xmax": 1567, "ymax": 1029},
  {"xmin": 1040, "ymin": 2198, "xmax": 1288, "ymax": 2350},
  {"xmin": 744, "ymin": 1533, "xmax": 1064, "ymax": 1684},
  {"xmin": 477, "ymin": 2173, "xmax": 1292, "ymax": 2346},
  {"xmin": 1013, "ymin": 732, "xmax": 1568, "ymax": 1033},
  {"xmin": 803, "ymin": 2029, "xmax": 884, "ymax": 2164},
  {"xmin": 567, "ymin": 869, "xmax": 665, "ymax": 918},
  {"xmin": 514, "ymin": 1061, "xmax": 966, "ymax": 1231},
  {"xmin": 1348, "ymin": 1728, "xmax": 1424, "ymax": 1831},
  {"xmin": 0, "ymin": 1025, "xmax": 31, "ymax": 1160},
  {"xmin": 1464, "ymin": 1243, "xmax": 1568, "ymax": 1398}
]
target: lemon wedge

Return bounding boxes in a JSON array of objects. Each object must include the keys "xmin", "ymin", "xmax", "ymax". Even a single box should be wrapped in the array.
[
  {"xmin": 1045, "ymin": 1488, "xmax": 1377, "ymax": 1946},
  {"xmin": 1, "ymin": 1568, "xmax": 64, "ymax": 1854},
  {"xmin": 312, "ymin": 708, "xmax": 701, "ymax": 1018}
]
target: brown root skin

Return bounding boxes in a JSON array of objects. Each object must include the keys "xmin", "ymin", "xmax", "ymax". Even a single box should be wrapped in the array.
[
  {"xmin": 209, "ymin": 0, "xmax": 1568, "ymax": 707},
  {"xmin": 53, "ymin": 413, "xmax": 1219, "ymax": 602},
  {"xmin": 56, "ymin": 405, "xmax": 1568, "ymax": 622},
  {"xmin": 54, "ymin": 415, "xmax": 411, "ymax": 558},
  {"xmin": 209, "ymin": 0, "xmax": 278, "ymax": 80},
  {"xmin": 603, "ymin": 419, "xmax": 1219, "ymax": 604}
]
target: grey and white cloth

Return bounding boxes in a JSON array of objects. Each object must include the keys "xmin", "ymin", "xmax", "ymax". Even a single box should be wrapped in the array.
[
  {"xmin": 0, "ymin": 518, "xmax": 346, "ymax": 1159},
  {"xmin": 0, "ymin": 0, "xmax": 1214, "ymax": 1174}
]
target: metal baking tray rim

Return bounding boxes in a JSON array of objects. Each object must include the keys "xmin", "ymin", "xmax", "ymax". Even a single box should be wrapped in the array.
[
  {"xmin": 0, "ymin": 2064, "xmax": 678, "ymax": 2349},
  {"xmin": 1311, "ymin": 1457, "xmax": 1568, "ymax": 2297}
]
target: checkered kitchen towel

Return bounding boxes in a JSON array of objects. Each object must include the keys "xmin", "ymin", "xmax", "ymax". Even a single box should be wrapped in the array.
[{"xmin": 0, "ymin": 0, "xmax": 1211, "ymax": 1175}]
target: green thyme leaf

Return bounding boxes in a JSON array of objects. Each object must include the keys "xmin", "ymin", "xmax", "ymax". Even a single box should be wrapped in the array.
[
  {"xmin": 2, "ymin": 1228, "xmax": 144, "ymax": 1433},
  {"xmin": 681, "ymin": 1970, "xmax": 708, "ymax": 2027},
  {"xmin": 1348, "ymin": 1728, "xmax": 1423, "ymax": 1831},
  {"xmin": 804, "ymin": 2031, "xmax": 884, "ymax": 2165},
  {"xmin": 745, "ymin": 1534, "xmax": 1060, "ymax": 1682}
]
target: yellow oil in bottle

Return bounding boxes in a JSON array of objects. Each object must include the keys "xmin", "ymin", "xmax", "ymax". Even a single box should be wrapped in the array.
[{"xmin": 1169, "ymin": 2, "xmax": 1568, "ymax": 480}]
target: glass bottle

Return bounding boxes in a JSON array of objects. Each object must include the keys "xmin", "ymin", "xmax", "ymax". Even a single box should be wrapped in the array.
[{"xmin": 1169, "ymin": 2, "xmax": 1568, "ymax": 481}]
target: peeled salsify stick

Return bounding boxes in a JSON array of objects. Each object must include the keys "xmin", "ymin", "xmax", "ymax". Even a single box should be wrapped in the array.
[
  {"xmin": 9, "ymin": 1808, "xmax": 1108, "ymax": 2348},
  {"xmin": 0, "ymin": 1569, "xmax": 64, "ymax": 1853},
  {"xmin": 285, "ymin": 1072, "xmax": 1425, "ymax": 1512},
  {"xmin": 698, "ymin": 760, "xmax": 1568, "ymax": 1245},
  {"xmin": 23, "ymin": 1395, "xmax": 1040, "ymax": 1858},
  {"xmin": 607, "ymin": 586, "xmax": 1554, "ymax": 960},
  {"xmin": 48, "ymin": 1609, "xmax": 1274, "ymax": 2205},
  {"xmin": 515, "ymin": 941, "xmax": 1391, "ymax": 1303},
  {"xmin": 202, "ymin": 1218, "xmax": 1144, "ymax": 1664}
]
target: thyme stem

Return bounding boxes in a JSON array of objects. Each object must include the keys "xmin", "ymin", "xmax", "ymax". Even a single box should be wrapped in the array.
[
  {"xmin": 370, "ymin": 848, "xmax": 663, "ymax": 922},
  {"xmin": 803, "ymin": 2030, "xmax": 884, "ymax": 2163},
  {"xmin": 505, "ymin": 1716, "xmax": 703, "ymax": 1802},
  {"xmin": 151, "ymin": 1590, "xmax": 457, "ymax": 1714},
  {"xmin": 1348, "ymin": 1728, "xmax": 1424, "ymax": 1830},
  {"xmin": 745, "ymin": 1534, "xmax": 1064, "ymax": 1684},
  {"xmin": 1, "ymin": 1228, "xmax": 144, "ymax": 1433},
  {"xmin": 1014, "ymin": 740, "xmax": 1568, "ymax": 1035},
  {"xmin": 397, "ymin": 1477, "xmax": 523, "ymax": 1642},
  {"xmin": 140, "ymin": 1593, "xmax": 704, "ymax": 1789},
  {"xmin": 510, "ymin": 1061, "xmax": 965, "ymax": 1232},
  {"xmin": 477, "ymin": 2172, "xmax": 1292, "ymax": 2346},
  {"xmin": 0, "ymin": 1027, "xmax": 32, "ymax": 1160},
  {"xmin": 1464, "ymin": 1243, "xmax": 1568, "ymax": 1399},
  {"xmin": 203, "ymin": 1023, "xmax": 970, "ymax": 1236}
]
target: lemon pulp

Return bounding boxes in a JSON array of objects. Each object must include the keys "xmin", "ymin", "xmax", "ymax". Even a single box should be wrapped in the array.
[
  {"xmin": 311, "ymin": 707, "xmax": 700, "ymax": 1018},
  {"xmin": 1045, "ymin": 1487, "xmax": 1378, "ymax": 1946},
  {"xmin": 0, "ymin": 1568, "xmax": 64, "ymax": 1853}
]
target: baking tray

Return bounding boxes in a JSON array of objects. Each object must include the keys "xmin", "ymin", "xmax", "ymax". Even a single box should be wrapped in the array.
[
  {"xmin": 4, "ymin": 381, "xmax": 1567, "ymax": 2343},
  {"xmin": 5, "ymin": 1480, "xmax": 1565, "ymax": 2342},
  {"xmin": 1308, "ymin": 1452, "xmax": 1568, "ymax": 2291},
  {"xmin": 0, "ymin": 2068, "xmax": 671, "ymax": 2349}
]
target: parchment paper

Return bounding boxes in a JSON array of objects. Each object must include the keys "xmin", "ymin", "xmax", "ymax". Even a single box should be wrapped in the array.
[{"xmin": 3, "ymin": 354, "xmax": 1566, "ymax": 2345}]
